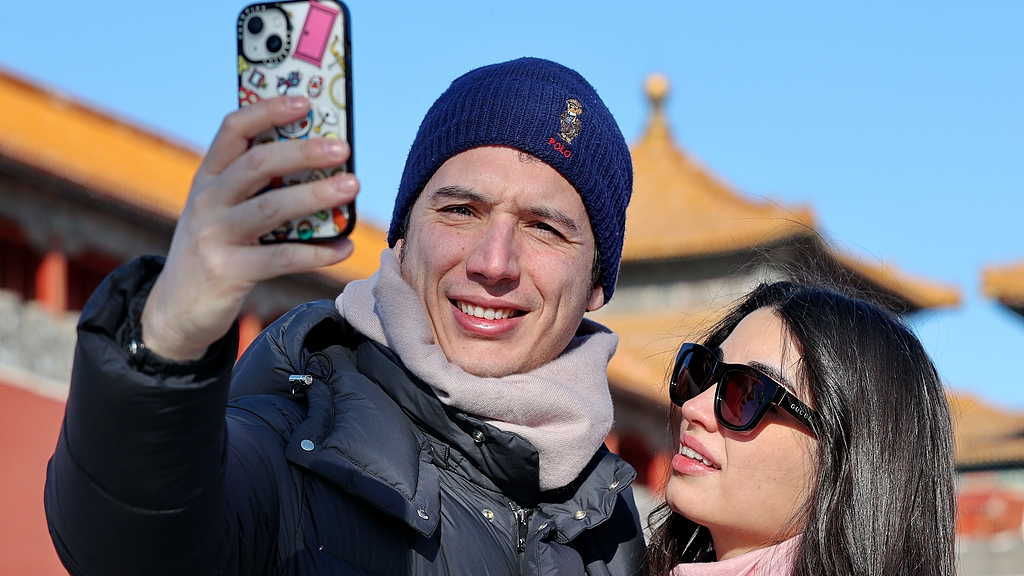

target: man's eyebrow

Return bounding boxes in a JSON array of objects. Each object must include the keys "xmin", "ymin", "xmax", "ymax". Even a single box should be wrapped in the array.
[
  {"xmin": 527, "ymin": 205, "xmax": 580, "ymax": 236},
  {"xmin": 429, "ymin": 185, "xmax": 486, "ymax": 204},
  {"xmin": 750, "ymin": 360, "xmax": 796, "ymax": 393},
  {"xmin": 429, "ymin": 185, "xmax": 582, "ymax": 236}
]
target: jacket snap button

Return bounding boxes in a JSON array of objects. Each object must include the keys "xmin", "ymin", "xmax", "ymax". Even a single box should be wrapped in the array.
[
  {"xmin": 417, "ymin": 509, "xmax": 429, "ymax": 520},
  {"xmin": 300, "ymin": 439, "xmax": 315, "ymax": 452},
  {"xmin": 609, "ymin": 480, "xmax": 619, "ymax": 489},
  {"xmin": 471, "ymin": 430, "xmax": 485, "ymax": 444},
  {"xmin": 573, "ymin": 510, "xmax": 586, "ymax": 520},
  {"xmin": 537, "ymin": 521, "xmax": 549, "ymax": 532},
  {"xmin": 482, "ymin": 509, "xmax": 494, "ymax": 521}
]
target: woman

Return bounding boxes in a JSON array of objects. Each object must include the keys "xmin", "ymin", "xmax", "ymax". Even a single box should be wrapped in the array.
[{"xmin": 646, "ymin": 281, "xmax": 957, "ymax": 575}]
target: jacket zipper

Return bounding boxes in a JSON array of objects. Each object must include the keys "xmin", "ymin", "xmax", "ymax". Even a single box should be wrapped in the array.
[{"xmin": 509, "ymin": 501, "xmax": 529, "ymax": 559}]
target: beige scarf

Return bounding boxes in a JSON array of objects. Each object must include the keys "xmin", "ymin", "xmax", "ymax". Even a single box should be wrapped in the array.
[{"xmin": 336, "ymin": 249, "xmax": 616, "ymax": 491}]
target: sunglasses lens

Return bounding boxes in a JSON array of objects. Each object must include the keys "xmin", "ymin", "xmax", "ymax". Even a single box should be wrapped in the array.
[
  {"xmin": 673, "ymin": 346, "xmax": 714, "ymax": 405},
  {"xmin": 719, "ymin": 371, "xmax": 767, "ymax": 429}
]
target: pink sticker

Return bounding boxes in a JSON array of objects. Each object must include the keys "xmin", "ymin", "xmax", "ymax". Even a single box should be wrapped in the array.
[{"xmin": 293, "ymin": 2, "xmax": 339, "ymax": 67}]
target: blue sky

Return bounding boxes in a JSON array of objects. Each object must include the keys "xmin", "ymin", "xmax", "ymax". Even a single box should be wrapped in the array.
[{"xmin": 2, "ymin": 1, "xmax": 1022, "ymax": 408}]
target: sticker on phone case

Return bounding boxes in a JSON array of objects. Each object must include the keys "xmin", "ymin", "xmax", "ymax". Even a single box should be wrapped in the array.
[
  {"xmin": 269, "ymin": 221, "xmax": 293, "ymax": 241},
  {"xmin": 248, "ymin": 69, "xmax": 268, "ymax": 89},
  {"xmin": 238, "ymin": 56, "xmax": 251, "ymax": 76},
  {"xmin": 314, "ymin": 106, "xmax": 338, "ymax": 133},
  {"xmin": 277, "ymin": 71, "xmax": 303, "ymax": 96},
  {"xmin": 276, "ymin": 110, "xmax": 314, "ymax": 139},
  {"xmin": 329, "ymin": 74, "xmax": 347, "ymax": 109},
  {"xmin": 297, "ymin": 220, "xmax": 315, "ymax": 240},
  {"xmin": 293, "ymin": 2, "xmax": 339, "ymax": 67},
  {"xmin": 239, "ymin": 87, "xmax": 261, "ymax": 107},
  {"xmin": 307, "ymin": 75, "xmax": 324, "ymax": 98},
  {"xmin": 334, "ymin": 205, "xmax": 350, "ymax": 231},
  {"xmin": 327, "ymin": 36, "xmax": 345, "ymax": 72}
]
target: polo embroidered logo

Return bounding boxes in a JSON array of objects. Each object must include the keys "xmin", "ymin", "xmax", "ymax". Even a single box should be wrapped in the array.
[{"xmin": 558, "ymin": 98, "xmax": 584, "ymax": 144}]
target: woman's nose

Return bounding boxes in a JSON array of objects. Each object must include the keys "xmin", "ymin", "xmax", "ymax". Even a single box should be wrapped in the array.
[{"xmin": 681, "ymin": 385, "xmax": 718, "ymax": 432}]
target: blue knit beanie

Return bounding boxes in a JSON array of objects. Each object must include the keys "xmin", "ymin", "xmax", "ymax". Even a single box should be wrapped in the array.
[{"xmin": 387, "ymin": 57, "xmax": 632, "ymax": 303}]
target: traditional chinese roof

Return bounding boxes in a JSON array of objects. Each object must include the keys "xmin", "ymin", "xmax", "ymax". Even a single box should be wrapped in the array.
[
  {"xmin": 624, "ymin": 74, "xmax": 816, "ymax": 261},
  {"xmin": 982, "ymin": 260, "xmax": 1024, "ymax": 316},
  {"xmin": 604, "ymin": 73, "xmax": 960, "ymax": 406},
  {"xmin": 950, "ymin": 392, "xmax": 1024, "ymax": 470},
  {"xmin": 0, "ymin": 67, "xmax": 386, "ymax": 283}
]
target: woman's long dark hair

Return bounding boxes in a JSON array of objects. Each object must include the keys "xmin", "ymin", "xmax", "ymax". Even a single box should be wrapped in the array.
[{"xmin": 645, "ymin": 281, "xmax": 957, "ymax": 575}]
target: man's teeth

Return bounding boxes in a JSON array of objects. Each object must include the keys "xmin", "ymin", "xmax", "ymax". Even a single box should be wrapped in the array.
[
  {"xmin": 679, "ymin": 444, "xmax": 715, "ymax": 468},
  {"xmin": 458, "ymin": 301, "xmax": 514, "ymax": 320}
]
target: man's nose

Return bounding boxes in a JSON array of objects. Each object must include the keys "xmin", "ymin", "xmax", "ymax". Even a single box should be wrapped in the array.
[{"xmin": 465, "ymin": 219, "xmax": 520, "ymax": 285}]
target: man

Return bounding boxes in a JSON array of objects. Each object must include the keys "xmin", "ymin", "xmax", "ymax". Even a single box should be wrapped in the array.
[{"xmin": 45, "ymin": 58, "xmax": 643, "ymax": 575}]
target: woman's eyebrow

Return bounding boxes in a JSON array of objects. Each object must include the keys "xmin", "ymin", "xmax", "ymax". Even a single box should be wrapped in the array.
[{"xmin": 749, "ymin": 360, "xmax": 796, "ymax": 392}]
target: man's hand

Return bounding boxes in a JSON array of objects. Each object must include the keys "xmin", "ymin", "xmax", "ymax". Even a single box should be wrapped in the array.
[{"xmin": 141, "ymin": 96, "xmax": 359, "ymax": 361}]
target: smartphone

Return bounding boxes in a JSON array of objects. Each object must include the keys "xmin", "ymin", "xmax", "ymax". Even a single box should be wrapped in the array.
[{"xmin": 237, "ymin": 0, "xmax": 355, "ymax": 242}]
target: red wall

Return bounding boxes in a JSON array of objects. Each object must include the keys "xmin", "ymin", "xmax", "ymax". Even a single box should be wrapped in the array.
[{"xmin": 0, "ymin": 383, "xmax": 69, "ymax": 575}]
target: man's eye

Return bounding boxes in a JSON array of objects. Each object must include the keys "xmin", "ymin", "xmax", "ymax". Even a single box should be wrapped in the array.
[
  {"xmin": 441, "ymin": 205, "xmax": 473, "ymax": 216},
  {"xmin": 533, "ymin": 222, "xmax": 565, "ymax": 238}
]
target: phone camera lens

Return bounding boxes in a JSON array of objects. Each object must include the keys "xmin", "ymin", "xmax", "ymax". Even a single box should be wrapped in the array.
[
  {"xmin": 247, "ymin": 16, "xmax": 264, "ymax": 35},
  {"xmin": 266, "ymin": 34, "xmax": 283, "ymax": 53}
]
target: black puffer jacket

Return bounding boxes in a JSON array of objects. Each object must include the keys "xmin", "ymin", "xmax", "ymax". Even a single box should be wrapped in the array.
[{"xmin": 45, "ymin": 257, "xmax": 646, "ymax": 575}]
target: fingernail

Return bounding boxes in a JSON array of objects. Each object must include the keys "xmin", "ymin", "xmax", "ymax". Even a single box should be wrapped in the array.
[
  {"xmin": 334, "ymin": 174, "xmax": 357, "ymax": 194},
  {"xmin": 285, "ymin": 96, "xmax": 308, "ymax": 109},
  {"xmin": 324, "ymin": 139, "xmax": 348, "ymax": 157}
]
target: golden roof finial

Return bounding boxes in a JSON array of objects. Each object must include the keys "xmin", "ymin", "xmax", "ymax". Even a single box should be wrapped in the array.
[
  {"xmin": 645, "ymin": 73, "xmax": 670, "ymax": 112},
  {"xmin": 641, "ymin": 73, "xmax": 671, "ymax": 142}
]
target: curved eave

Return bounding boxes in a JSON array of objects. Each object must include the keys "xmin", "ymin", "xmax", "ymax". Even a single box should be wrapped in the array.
[
  {"xmin": 623, "ymin": 113, "xmax": 817, "ymax": 263},
  {"xmin": 949, "ymin": 392, "xmax": 1024, "ymax": 470},
  {"xmin": 0, "ymin": 67, "xmax": 385, "ymax": 284},
  {"xmin": 833, "ymin": 253, "xmax": 961, "ymax": 311},
  {"xmin": 982, "ymin": 261, "xmax": 1024, "ymax": 309}
]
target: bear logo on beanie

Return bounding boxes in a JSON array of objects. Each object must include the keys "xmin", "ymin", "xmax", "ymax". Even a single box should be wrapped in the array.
[{"xmin": 559, "ymin": 98, "xmax": 584, "ymax": 144}]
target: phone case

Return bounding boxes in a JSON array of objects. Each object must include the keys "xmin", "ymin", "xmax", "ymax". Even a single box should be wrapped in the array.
[{"xmin": 236, "ymin": 0, "xmax": 355, "ymax": 242}]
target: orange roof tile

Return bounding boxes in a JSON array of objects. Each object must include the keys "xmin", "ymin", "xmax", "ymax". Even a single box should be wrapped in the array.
[
  {"xmin": 0, "ymin": 67, "xmax": 385, "ymax": 283},
  {"xmin": 949, "ymin": 393, "xmax": 1024, "ymax": 469},
  {"xmin": 599, "ymin": 303, "xmax": 730, "ymax": 404},
  {"xmin": 623, "ymin": 74, "xmax": 816, "ymax": 262},
  {"xmin": 623, "ymin": 73, "xmax": 959, "ymax": 312},
  {"xmin": 833, "ymin": 251, "xmax": 961, "ymax": 309},
  {"xmin": 982, "ymin": 260, "xmax": 1024, "ymax": 307}
]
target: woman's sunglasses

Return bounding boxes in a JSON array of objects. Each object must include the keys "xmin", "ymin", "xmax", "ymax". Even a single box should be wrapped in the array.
[{"xmin": 670, "ymin": 343, "xmax": 819, "ymax": 436}]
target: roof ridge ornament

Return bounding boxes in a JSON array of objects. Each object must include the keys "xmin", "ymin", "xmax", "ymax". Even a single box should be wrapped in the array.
[
  {"xmin": 642, "ymin": 73, "xmax": 671, "ymax": 142},
  {"xmin": 645, "ymin": 72, "xmax": 669, "ymax": 113}
]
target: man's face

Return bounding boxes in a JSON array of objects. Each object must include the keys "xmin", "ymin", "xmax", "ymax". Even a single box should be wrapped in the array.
[{"xmin": 397, "ymin": 145, "xmax": 604, "ymax": 378}]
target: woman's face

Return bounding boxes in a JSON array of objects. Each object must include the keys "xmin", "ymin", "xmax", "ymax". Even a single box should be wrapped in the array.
[{"xmin": 664, "ymin": 307, "xmax": 817, "ymax": 560}]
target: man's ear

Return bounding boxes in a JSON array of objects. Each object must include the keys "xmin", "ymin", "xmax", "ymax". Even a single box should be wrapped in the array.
[
  {"xmin": 394, "ymin": 239, "xmax": 405, "ymax": 263},
  {"xmin": 586, "ymin": 285, "xmax": 604, "ymax": 313}
]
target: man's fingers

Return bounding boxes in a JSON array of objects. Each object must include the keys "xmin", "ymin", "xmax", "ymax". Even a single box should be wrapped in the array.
[
  {"xmin": 224, "ymin": 173, "xmax": 359, "ymax": 241},
  {"xmin": 215, "ymin": 137, "xmax": 352, "ymax": 206},
  {"xmin": 198, "ymin": 97, "xmax": 312, "ymax": 178},
  {"xmin": 236, "ymin": 237, "xmax": 355, "ymax": 280}
]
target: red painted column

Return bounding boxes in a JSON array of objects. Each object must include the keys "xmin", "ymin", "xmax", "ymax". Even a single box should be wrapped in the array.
[
  {"xmin": 35, "ymin": 251, "xmax": 67, "ymax": 315},
  {"xmin": 604, "ymin": 429, "xmax": 620, "ymax": 454},
  {"xmin": 238, "ymin": 313, "xmax": 264, "ymax": 360},
  {"xmin": 647, "ymin": 450, "xmax": 672, "ymax": 494}
]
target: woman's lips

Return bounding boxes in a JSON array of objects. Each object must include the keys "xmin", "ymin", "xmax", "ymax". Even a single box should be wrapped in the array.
[{"xmin": 672, "ymin": 434, "xmax": 721, "ymax": 475}]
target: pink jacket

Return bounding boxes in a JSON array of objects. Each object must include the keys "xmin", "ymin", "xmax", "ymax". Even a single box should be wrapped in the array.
[{"xmin": 669, "ymin": 536, "xmax": 801, "ymax": 576}]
